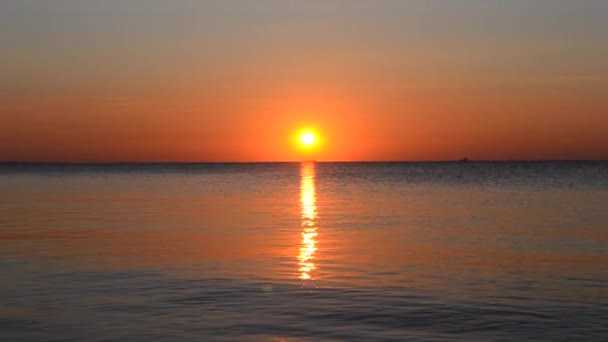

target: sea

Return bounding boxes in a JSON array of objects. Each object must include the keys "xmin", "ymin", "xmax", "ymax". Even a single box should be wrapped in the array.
[{"xmin": 1, "ymin": 162, "xmax": 607, "ymax": 341}]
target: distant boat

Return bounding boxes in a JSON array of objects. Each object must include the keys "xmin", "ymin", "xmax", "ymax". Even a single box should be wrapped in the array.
[{"xmin": 459, "ymin": 157, "xmax": 469, "ymax": 162}]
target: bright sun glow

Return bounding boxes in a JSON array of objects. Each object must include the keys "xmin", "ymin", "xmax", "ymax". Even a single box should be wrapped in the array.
[{"xmin": 300, "ymin": 133, "xmax": 316, "ymax": 146}]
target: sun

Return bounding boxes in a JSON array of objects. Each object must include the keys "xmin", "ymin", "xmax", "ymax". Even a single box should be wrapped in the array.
[{"xmin": 300, "ymin": 132, "xmax": 316, "ymax": 146}]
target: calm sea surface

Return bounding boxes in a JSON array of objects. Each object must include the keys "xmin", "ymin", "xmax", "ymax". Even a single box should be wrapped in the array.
[{"xmin": 1, "ymin": 162, "xmax": 607, "ymax": 341}]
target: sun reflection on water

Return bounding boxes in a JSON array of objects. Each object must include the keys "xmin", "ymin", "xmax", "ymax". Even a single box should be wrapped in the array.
[{"xmin": 298, "ymin": 162, "xmax": 318, "ymax": 280}]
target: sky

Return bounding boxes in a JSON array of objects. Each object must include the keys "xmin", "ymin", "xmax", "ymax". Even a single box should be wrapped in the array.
[{"xmin": 1, "ymin": 0, "xmax": 607, "ymax": 162}]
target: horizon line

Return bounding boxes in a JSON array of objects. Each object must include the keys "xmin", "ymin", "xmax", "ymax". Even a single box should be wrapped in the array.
[{"xmin": 1, "ymin": 159, "xmax": 607, "ymax": 165}]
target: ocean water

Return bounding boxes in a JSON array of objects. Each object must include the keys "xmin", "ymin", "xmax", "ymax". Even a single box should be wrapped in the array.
[{"xmin": 1, "ymin": 162, "xmax": 607, "ymax": 341}]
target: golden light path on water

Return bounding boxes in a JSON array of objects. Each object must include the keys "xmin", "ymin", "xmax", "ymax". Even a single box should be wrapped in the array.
[{"xmin": 298, "ymin": 162, "xmax": 318, "ymax": 280}]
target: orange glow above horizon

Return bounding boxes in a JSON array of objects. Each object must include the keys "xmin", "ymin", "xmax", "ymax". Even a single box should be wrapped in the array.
[{"xmin": 1, "ymin": 2, "xmax": 607, "ymax": 162}]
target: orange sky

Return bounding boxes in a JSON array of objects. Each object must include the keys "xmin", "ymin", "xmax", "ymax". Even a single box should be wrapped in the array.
[{"xmin": 1, "ymin": 1, "xmax": 607, "ymax": 162}]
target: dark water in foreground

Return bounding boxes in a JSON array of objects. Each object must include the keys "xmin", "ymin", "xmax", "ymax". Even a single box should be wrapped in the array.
[{"xmin": 1, "ymin": 162, "xmax": 607, "ymax": 341}]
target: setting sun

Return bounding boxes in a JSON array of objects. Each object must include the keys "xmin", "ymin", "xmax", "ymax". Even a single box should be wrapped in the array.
[{"xmin": 300, "ymin": 133, "xmax": 316, "ymax": 146}]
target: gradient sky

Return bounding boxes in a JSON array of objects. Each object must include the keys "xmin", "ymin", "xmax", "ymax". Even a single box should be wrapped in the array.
[{"xmin": 1, "ymin": 0, "xmax": 607, "ymax": 162}]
